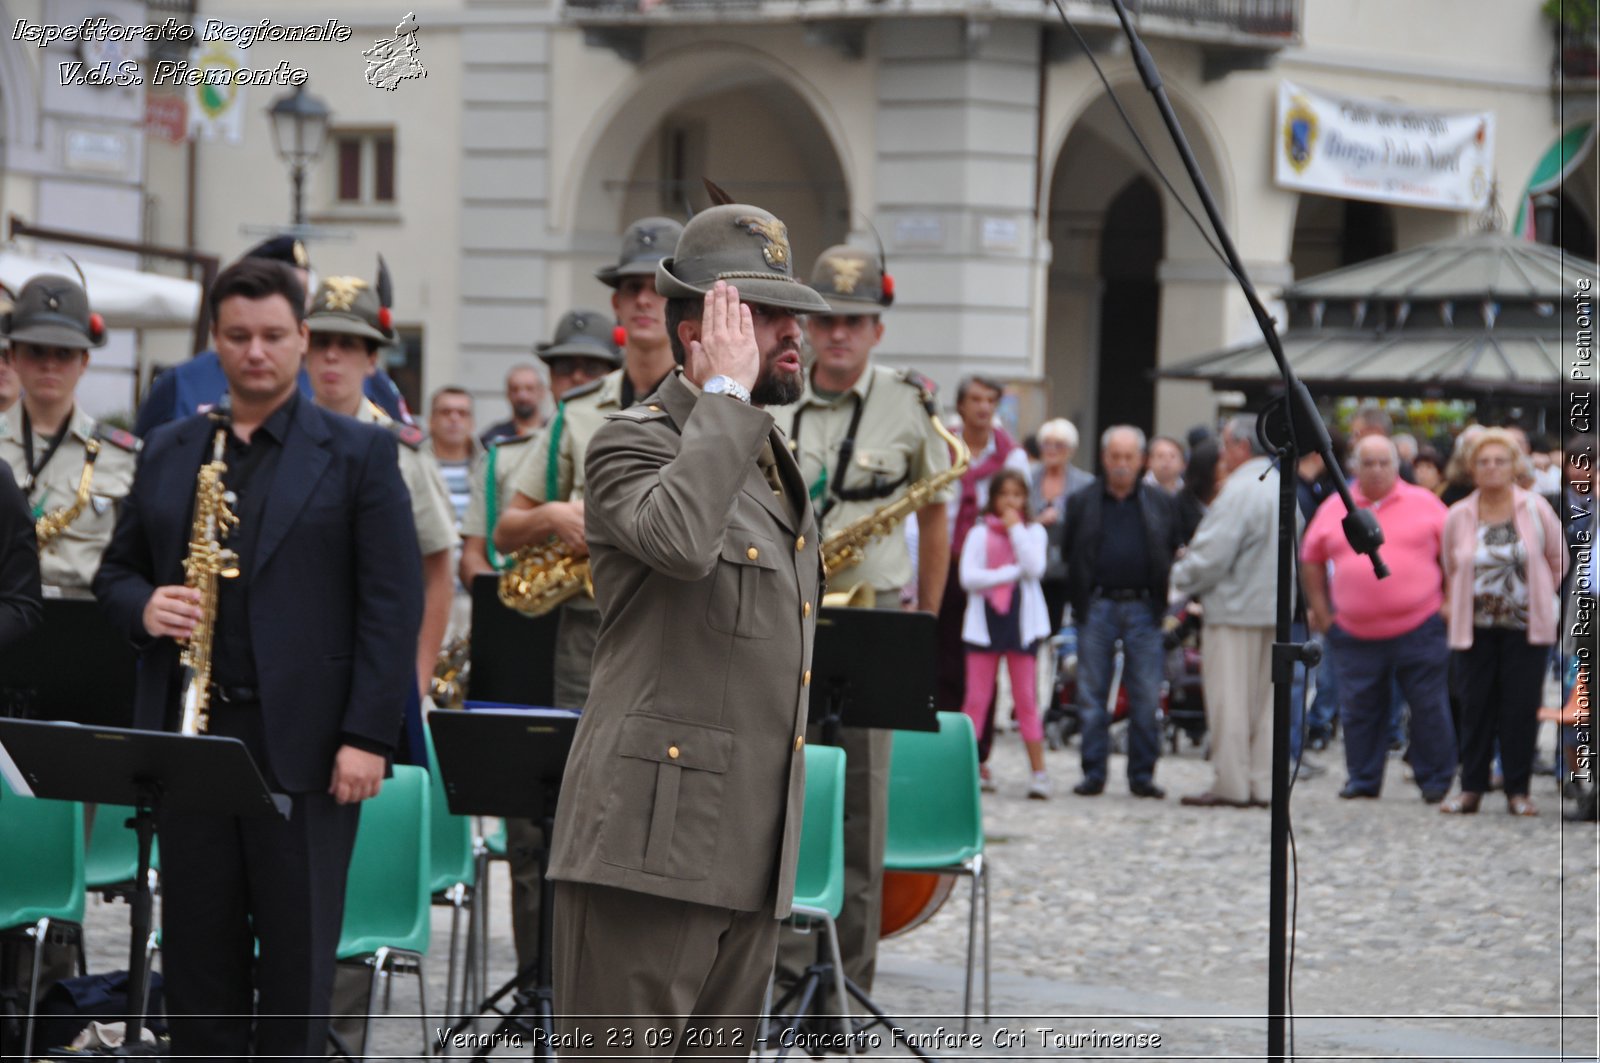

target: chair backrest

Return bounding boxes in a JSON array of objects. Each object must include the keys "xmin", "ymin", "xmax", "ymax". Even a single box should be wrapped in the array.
[
  {"xmin": 84, "ymin": 804, "xmax": 140, "ymax": 890},
  {"xmin": 0, "ymin": 773, "xmax": 86, "ymax": 928},
  {"xmin": 337, "ymin": 765, "xmax": 432, "ymax": 959},
  {"xmin": 423, "ymin": 724, "xmax": 476, "ymax": 895},
  {"xmin": 791, "ymin": 745, "xmax": 846, "ymax": 919},
  {"xmin": 884, "ymin": 712, "xmax": 984, "ymax": 870}
]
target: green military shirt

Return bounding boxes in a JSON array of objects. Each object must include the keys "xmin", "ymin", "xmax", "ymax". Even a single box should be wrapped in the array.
[
  {"xmin": 509, "ymin": 369, "xmax": 628, "ymax": 506},
  {"xmin": 357, "ymin": 400, "xmax": 457, "ymax": 557},
  {"xmin": 1, "ymin": 405, "xmax": 138, "ymax": 592},
  {"xmin": 770, "ymin": 363, "xmax": 954, "ymax": 593},
  {"xmin": 461, "ymin": 430, "xmax": 539, "ymax": 542}
]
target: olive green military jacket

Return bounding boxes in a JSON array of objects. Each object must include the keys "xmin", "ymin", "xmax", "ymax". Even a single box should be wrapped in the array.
[
  {"xmin": 546, "ymin": 371, "xmax": 821, "ymax": 918},
  {"xmin": 1, "ymin": 405, "xmax": 138, "ymax": 592}
]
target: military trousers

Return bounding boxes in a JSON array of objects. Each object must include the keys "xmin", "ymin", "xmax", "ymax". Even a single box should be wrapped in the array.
[{"xmin": 553, "ymin": 881, "xmax": 778, "ymax": 1059}]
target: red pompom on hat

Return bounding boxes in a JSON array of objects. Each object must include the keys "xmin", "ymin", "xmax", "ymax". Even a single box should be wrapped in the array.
[
  {"xmin": 880, "ymin": 273, "xmax": 895, "ymax": 304},
  {"xmin": 88, "ymin": 312, "xmax": 105, "ymax": 342},
  {"xmin": 378, "ymin": 307, "xmax": 393, "ymax": 330},
  {"xmin": 612, "ymin": 325, "xmax": 628, "ymax": 347}
]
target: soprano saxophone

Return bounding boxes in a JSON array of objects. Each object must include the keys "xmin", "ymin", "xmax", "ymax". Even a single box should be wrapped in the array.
[
  {"xmin": 820, "ymin": 402, "xmax": 971, "ymax": 585},
  {"xmin": 34, "ymin": 439, "xmax": 100, "ymax": 547},
  {"xmin": 178, "ymin": 418, "xmax": 241, "ymax": 736},
  {"xmin": 498, "ymin": 541, "xmax": 592, "ymax": 617}
]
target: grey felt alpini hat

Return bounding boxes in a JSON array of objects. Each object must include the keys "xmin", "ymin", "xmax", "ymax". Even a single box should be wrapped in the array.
[
  {"xmin": 809, "ymin": 244, "xmax": 895, "ymax": 314},
  {"xmin": 0, "ymin": 274, "xmax": 105, "ymax": 349},
  {"xmin": 595, "ymin": 217, "xmax": 684, "ymax": 289},
  {"xmin": 654, "ymin": 204, "xmax": 830, "ymax": 314},
  {"xmin": 306, "ymin": 275, "xmax": 394, "ymax": 345},
  {"xmin": 536, "ymin": 309, "xmax": 624, "ymax": 367}
]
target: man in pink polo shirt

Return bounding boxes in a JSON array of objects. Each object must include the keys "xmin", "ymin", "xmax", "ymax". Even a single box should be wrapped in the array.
[{"xmin": 1301, "ymin": 434, "xmax": 1457, "ymax": 803}]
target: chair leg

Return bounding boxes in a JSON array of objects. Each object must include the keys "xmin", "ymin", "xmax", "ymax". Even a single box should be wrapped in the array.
[
  {"xmin": 979, "ymin": 855, "xmax": 992, "ymax": 1023},
  {"xmin": 143, "ymin": 931, "xmax": 160, "ymax": 1023},
  {"xmin": 820, "ymin": 914, "xmax": 853, "ymax": 1059},
  {"xmin": 414, "ymin": 955, "xmax": 431, "ymax": 1057},
  {"xmin": 22, "ymin": 917, "xmax": 48, "ymax": 1063},
  {"xmin": 963, "ymin": 867, "xmax": 979, "ymax": 1035},
  {"xmin": 363, "ymin": 948, "xmax": 390, "ymax": 1061},
  {"xmin": 444, "ymin": 887, "xmax": 464, "ymax": 1035}
]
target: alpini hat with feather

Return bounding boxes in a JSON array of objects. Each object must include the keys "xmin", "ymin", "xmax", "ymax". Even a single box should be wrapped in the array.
[
  {"xmin": 809, "ymin": 244, "xmax": 895, "ymax": 314},
  {"xmin": 596, "ymin": 217, "xmax": 684, "ymax": 289},
  {"xmin": 307, "ymin": 257, "xmax": 396, "ymax": 346},
  {"xmin": 655, "ymin": 204, "xmax": 830, "ymax": 315},
  {"xmin": 0, "ymin": 274, "xmax": 105, "ymax": 350}
]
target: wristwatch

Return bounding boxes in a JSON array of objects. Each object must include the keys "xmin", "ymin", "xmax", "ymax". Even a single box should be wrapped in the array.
[{"xmin": 702, "ymin": 375, "xmax": 752, "ymax": 404}]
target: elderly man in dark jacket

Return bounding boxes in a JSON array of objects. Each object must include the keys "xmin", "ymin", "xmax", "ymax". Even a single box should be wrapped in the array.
[{"xmin": 1059, "ymin": 425, "xmax": 1185, "ymax": 798}]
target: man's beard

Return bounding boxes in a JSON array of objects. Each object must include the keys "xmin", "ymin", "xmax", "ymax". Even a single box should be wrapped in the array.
[
  {"xmin": 512, "ymin": 402, "xmax": 539, "ymax": 420},
  {"xmin": 751, "ymin": 341, "xmax": 804, "ymax": 406}
]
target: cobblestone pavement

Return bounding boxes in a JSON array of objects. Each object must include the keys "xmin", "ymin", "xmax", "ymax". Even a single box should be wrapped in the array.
[{"xmin": 69, "ymin": 727, "xmax": 1598, "ymax": 1061}]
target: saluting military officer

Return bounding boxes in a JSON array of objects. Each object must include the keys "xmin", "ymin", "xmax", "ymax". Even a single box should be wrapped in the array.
[
  {"xmin": 493, "ymin": 217, "xmax": 682, "ymax": 709},
  {"xmin": 770, "ymin": 244, "xmax": 953, "ymax": 1004},
  {"xmin": 0, "ymin": 274, "xmax": 139, "ymax": 594},
  {"xmin": 550, "ymin": 204, "xmax": 827, "ymax": 1054},
  {"xmin": 304, "ymin": 268, "xmax": 456, "ymax": 696}
]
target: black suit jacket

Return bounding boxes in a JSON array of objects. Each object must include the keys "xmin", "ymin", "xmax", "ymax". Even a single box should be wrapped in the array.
[
  {"xmin": 1059, "ymin": 478, "xmax": 1185, "ymax": 623},
  {"xmin": 94, "ymin": 398, "xmax": 423, "ymax": 793},
  {"xmin": 0, "ymin": 463, "xmax": 42, "ymax": 651}
]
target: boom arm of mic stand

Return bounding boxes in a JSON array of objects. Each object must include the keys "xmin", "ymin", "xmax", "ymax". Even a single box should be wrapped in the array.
[{"xmin": 1104, "ymin": 0, "xmax": 1388, "ymax": 580}]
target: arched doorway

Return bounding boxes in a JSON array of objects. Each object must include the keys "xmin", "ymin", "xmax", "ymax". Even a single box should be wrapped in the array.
[
  {"xmin": 563, "ymin": 53, "xmax": 852, "ymax": 304},
  {"xmin": 1095, "ymin": 177, "xmax": 1162, "ymax": 437}
]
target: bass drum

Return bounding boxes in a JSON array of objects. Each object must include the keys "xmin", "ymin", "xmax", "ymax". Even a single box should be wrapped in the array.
[{"xmin": 879, "ymin": 870, "xmax": 956, "ymax": 938}]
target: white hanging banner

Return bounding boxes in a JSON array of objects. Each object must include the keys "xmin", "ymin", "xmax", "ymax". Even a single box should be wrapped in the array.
[
  {"xmin": 185, "ymin": 26, "xmax": 249, "ymax": 144},
  {"xmin": 1275, "ymin": 80, "xmax": 1494, "ymax": 212}
]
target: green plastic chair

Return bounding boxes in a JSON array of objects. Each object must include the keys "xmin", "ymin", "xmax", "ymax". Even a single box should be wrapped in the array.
[
  {"xmin": 884, "ymin": 711, "xmax": 989, "ymax": 1030},
  {"xmin": 1, "ymin": 773, "xmax": 87, "ymax": 1061},
  {"xmin": 84, "ymin": 804, "xmax": 162, "ymax": 892},
  {"xmin": 763, "ymin": 745, "xmax": 853, "ymax": 1055},
  {"xmin": 337, "ymin": 765, "xmax": 432, "ymax": 1057},
  {"xmin": 423, "ymin": 726, "xmax": 478, "ymax": 1019}
]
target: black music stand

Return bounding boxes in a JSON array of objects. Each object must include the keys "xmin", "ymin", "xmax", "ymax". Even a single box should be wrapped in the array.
[
  {"xmin": 428, "ymin": 708, "xmax": 578, "ymax": 1062},
  {"xmin": 774, "ymin": 607, "xmax": 939, "ymax": 1061},
  {"xmin": 0, "ymin": 598, "xmax": 136, "ymax": 727},
  {"xmin": 0, "ymin": 719, "xmax": 286, "ymax": 1057},
  {"xmin": 468, "ymin": 575, "xmax": 559, "ymax": 707}
]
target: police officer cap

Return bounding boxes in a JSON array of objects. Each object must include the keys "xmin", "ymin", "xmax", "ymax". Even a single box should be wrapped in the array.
[
  {"xmin": 809, "ymin": 245, "xmax": 895, "ymax": 314},
  {"xmin": 242, "ymin": 235, "xmax": 310, "ymax": 269},
  {"xmin": 595, "ymin": 217, "xmax": 684, "ymax": 289},
  {"xmin": 307, "ymin": 274, "xmax": 394, "ymax": 346},
  {"xmin": 0, "ymin": 274, "xmax": 105, "ymax": 350},
  {"xmin": 536, "ymin": 309, "xmax": 624, "ymax": 368},
  {"xmin": 655, "ymin": 204, "xmax": 829, "ymax": 315}
]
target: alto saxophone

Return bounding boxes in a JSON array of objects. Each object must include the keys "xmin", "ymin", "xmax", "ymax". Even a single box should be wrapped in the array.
[
  {"xmin": 498, "ymin": 541, "xmax": 593, "ymax": 617},
  {"xmin": 820, "ymin": 402, "xmax": 971, "ymax": 586},
  {"xmin": 178, "ymin": 419, "xmax": 241, "ymax": 736},
  {"xmin": 34, "ymin": 439, "xmax": 100, "ymax": 547}
]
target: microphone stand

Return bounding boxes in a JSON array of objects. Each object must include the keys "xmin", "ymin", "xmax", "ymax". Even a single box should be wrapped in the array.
[{"xmin": 1098, "ymin": 2, "xmax": 1390, "ymax": 1057}]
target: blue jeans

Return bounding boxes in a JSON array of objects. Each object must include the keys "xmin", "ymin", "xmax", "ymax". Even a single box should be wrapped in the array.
[
  {"xmin": 1077, "ymin": 597, "xmax": 1166, "ymax": 786},
  {"xmin": 1327, "ymin": 614, "xmax": 1458, "ymax": 795}
]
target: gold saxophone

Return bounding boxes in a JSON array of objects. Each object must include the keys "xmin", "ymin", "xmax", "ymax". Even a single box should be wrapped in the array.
[
  {"xmin": 498, "ymin": 540, "xmax": 592, "ymax": 617},
  {"xmin": 178, "ymin": 420, "xmax": 241, "ymax": 736},
  {"xmin": 34, "ymin": 439, "xmax": 100, "ymax": 547},
  {"xmin": 821, "ymin": 403, "xmax": 971, "ymax": 596}
]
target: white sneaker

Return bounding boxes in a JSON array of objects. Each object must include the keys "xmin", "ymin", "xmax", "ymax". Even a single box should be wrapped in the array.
[{"xmin": 1028, "ymin": 772, "xmax": 1052, "ymax": 800}]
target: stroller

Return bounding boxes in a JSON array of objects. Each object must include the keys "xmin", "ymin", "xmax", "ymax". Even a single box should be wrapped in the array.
[{"xmin": 1043, "ymin": 601, "xmax": 1205, "ymax": 753}]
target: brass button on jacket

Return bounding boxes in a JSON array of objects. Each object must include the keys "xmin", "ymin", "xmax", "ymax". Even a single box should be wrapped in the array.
[
  {"xmin": 746, "ymin": 546, "xmax": 760, "ymax": 561},
  {"xmin": 667, "ymin": 745, "xmax": 680, "ymax": 760}
]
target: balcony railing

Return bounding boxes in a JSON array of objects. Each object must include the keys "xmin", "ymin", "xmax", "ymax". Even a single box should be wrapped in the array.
[{"xmin": 566, "ymin": 0, "xmax": 1301, "ymax": 41}]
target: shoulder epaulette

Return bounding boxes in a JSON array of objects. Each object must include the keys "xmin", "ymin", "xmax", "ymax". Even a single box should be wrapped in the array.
[
  {"xmin": 895, "ymin": 367, "xmax": 938, "ymax": 402},
  {"xmin": 388, "ymin": 422, "xmax": 425, "ymax": 451},
  {"xmin": 94, "ymin": 425, "xmax": 142, "ymax": 454},
  {"xmin": 605, "ymin": 403, "xmax": 672, "ymax": 424},
  {"xmin": 561, "ymin": 377, "xmax": 606, "ymax": 404}
]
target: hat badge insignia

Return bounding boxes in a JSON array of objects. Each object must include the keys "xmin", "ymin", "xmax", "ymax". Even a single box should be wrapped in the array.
[
  {"xmin": 735, "ymin": 216, "xmax": 790, "ymax": 269},
  {"xmin": 322, "ymin": 276, "xmax": 368, "ymax": 312},
  {"xmin": 572, "ymin": 315, "xmax": 587, "ymax": 331},
  {"xmin": 830, "ymin": 258, "xmax": 866, "ymax": 294}
]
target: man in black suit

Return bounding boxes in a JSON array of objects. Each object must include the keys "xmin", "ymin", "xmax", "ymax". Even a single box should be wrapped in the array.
[
  {"xmin": 94, "ymin": 258, "xmax": 422, "ymax": 1059},
  {"xmin": 0, "ymin": 462, "xmax": 41, "ymax": 649}
]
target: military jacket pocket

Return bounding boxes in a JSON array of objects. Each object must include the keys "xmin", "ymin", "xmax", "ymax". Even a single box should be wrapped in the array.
[
  {"xmin": 706, "ymin": 529, "xmax": 778, "ymax": 639},
  {"xmin": 598, "ymin": 713, "xmax": 735, "ymax": 880}
]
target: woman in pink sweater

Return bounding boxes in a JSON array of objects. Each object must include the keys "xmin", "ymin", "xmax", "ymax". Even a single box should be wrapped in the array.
[{"xmin": 1439, "ymin": 429, "xmax": 1567, "ymax": 816}]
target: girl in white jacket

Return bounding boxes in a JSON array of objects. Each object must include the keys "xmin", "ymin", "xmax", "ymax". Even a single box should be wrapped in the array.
[{"xmin": 960, "ymin": 469, "xmax": 1053, "ymax": 798}]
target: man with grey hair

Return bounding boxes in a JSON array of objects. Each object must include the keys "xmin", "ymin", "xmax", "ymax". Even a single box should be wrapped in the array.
[
  {"xmin": 1172, "ymin": 415, "xmax": 1291, "ymax": 807},
  {"xmin": 478, "ymin": 362, "xmax": 548, "ymax": 447},
  {"xmin": 1059, "ymin": 425, "xmax": 1186, "ymax": 797}
]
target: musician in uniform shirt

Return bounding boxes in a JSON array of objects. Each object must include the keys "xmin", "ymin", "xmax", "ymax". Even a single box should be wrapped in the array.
[
  {"xmin": 0, "ymin": 274, "xmax": 139, "ymax": 594},
  {"xmin": 304, "ymin": 267, "xmax": 456, "ymax": 697},
  {"xmin": 768, "ymin": 245, "xmax": 953, "ymax": 1004},
  {"xmin": 493, "ymin": 216, "xmax": 681, "ymax": 709}
]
